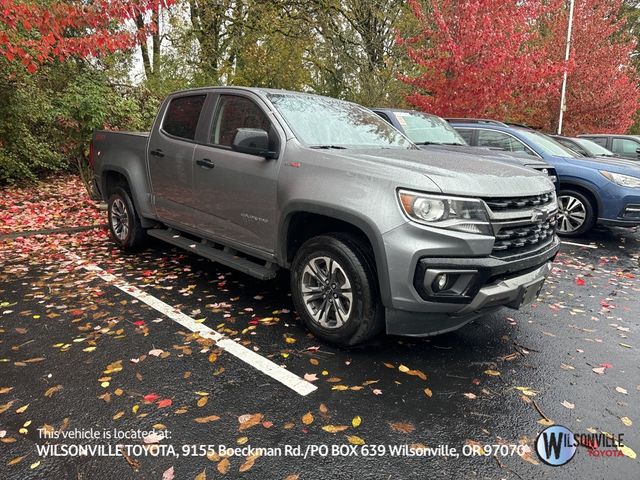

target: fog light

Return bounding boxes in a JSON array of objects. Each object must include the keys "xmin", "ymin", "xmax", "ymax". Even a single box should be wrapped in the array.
[{"xmin": 434, "ymin": 274, "xmax": 448, "ymax": 292}]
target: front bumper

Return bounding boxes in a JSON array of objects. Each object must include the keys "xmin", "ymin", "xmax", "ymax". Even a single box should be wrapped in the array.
[{"xmin": 384, "ymin": 235, "xmax": 559, "ymax": 336}]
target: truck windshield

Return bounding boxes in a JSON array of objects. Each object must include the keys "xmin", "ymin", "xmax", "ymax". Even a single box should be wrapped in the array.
[
  {"xmin": 517, "ymin": 129, "xmax": 578, "ymax": 158},
  {"xmin": 392, "ymin": 111, "xmax": 466, "ymax": 146},
  {"xmin": 268, "ymin": 93, "xmax": 413, "ymax": 149}
]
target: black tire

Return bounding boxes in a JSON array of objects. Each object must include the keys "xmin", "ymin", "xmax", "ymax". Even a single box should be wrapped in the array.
[
  {"xmin": 107, "ymin": 187, "xmax": 147, "ymax": 250},
  {"xmin": 556, "ymin": 189, "xmax": 596, "ymax": 237},
  {"xmin": 290, "ymin": 233, "xmax": 384, "ymax": 346}
]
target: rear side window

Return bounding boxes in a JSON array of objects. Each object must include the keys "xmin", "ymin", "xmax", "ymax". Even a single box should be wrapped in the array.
[{"xmin": 162, "ymin": 95, "xmax": 206, "ymax": 140}]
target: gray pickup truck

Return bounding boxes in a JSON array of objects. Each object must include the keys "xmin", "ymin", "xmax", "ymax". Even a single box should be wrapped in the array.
[{"xmin": 91, "ymin": 87, "xmax": 559, "ymax": 345}]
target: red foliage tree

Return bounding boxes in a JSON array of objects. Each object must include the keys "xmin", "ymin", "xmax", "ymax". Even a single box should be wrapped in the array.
[
  {"xmin": 0, "ymin": 0, "xmax": 170, "ymax": 73},
  {"xmin": 541, "ymin": 0, "xmax": 640, "ymax": 134},
  {"xmin": 398, "ymin": 0, "xmax": 567, "ymax": 124}
]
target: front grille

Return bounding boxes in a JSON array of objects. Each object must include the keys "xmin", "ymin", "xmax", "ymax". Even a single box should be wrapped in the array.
[
  {"xmin": 483, "ymin": 192, "xmax": 558, "ymax": 257},
  {"xmin": 485, "ymin": 192, "xmax": 554, "ymax": 210},
  {"xmin": 492, "ymin": 214, "xmax": 556, "ymax": 256}
]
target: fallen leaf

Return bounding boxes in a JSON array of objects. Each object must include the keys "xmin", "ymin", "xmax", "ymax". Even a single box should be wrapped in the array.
[
  {"xmin": 8, "ymin": 456, "xmax": 24, "ymax": 465},
  {"xmin": 197, "ymin": 396, "xmax": 208, "ymax": 407},
  {"xmin": 561, "ymin": 400, "xmax": 575, "ymax": 409},
  {"xmin": 302, "ymin": 412, "xmax": 314, "ymax": 425},
  {"xmin": 304, "ymin": 373, "xmax": 318, "ymax": 382},
  {"xmin": 217, "ymin": 458, "xmax": 230, "ymax": 474},
  {"xmin": 15, "ymin": 404, "xmax": 29, "ymax": 414},
  {"xmin": 239, "ymin": 453, "xmax": 260, "ymax": 472},
  {"xmin": 621, "ymin": 417, "xmax": 632, "ymax": 427},
  {"xmin": 346, "ymin": 435, "xmax": 365, "ymax": 445},
  {"xmin": 372, "ymin": 389, "xmax": 382, "ymax": 395},
  {"xmin": 194, "ymin": 416, "xmax": 221, "ymax": 424},
  {"xmin": 615, "ymin": 387, "xmax": 628, "ymax": 395},
  {"xmin": 44, "ymin": 385, "xmax": 62, "ymax": 398},
  {"xmin": 575, "ymin": 277, "xmax": 585, "ymax": 286},
  {"xmin": 322, "ymin": 425, "xmax": 349, "ymax": 433},
  {"xmin": 592, "ymin": 367, "xmax": 606, "ymax": 375},
  {"xmin": 195, "ymin": 469, "xmax": 206, "ymax": 480},
  {"xmin": 390, "ymin": 422, "xmax": 415, "ymax": 434},
  {"xmin": 463, "ymin": 393, "xmax": 477, "ymax": 400},
  {"xmin": 352, "ymin": 416, "xmax": 361, "ymax": 427},
  {"xmin": 423, "ymin": 388, "xmax": 433, "ymax": 398},
  {"xmin": 239, "ymin": 413, "xmax": 263, "ymax": 431},
  {"xmin": 157, "ymin": 399, "xmax": 172, "ymax": 408},
  {"xmin": 483, "ymin": 370, "xmax": 501, "ymax": 376}
]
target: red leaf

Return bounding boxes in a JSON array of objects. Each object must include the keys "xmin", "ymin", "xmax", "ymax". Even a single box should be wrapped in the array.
[
  {"xmin": 157, "ymin": 398, "xmax": 172, "ymax": 408},
  {"xmin": 143, "ymin": 393, "xmax": 160, "ymax": 403},
  {"xmin": 575, "ymin": 277, "xmax": 585, "ymax": 286}
]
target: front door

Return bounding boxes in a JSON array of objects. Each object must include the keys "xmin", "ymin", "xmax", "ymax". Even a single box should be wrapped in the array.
[{"xmin": 191, "ymin": 94, "xmax": 281, "ymax": 254}]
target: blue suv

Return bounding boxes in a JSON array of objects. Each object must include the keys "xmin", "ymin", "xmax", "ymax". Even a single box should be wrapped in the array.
[{"xmin": 448, "ymin": 120, "xmax": 640, "ymax": 236}]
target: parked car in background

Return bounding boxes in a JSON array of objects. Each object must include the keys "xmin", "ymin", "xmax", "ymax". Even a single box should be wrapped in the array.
[
  {"xmin": 91, "ymin": 87, "xmax": 560, "ymax": 345},
  {"xmin": 448, "ymin": 119, "xmax": 640, "ymax": 236},
  {"xmin": 373, "ymin": 109, "xmax": 557, "ymax": 182},
  {"xmin": 549, "ymin": 135, "xmax": 619, "ymax": 159},
  {"xmin": 578, "ymin": 134, "xmax": 640, "ymax": 161}
]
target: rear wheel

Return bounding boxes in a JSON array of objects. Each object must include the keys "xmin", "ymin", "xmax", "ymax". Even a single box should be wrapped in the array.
[
  {"xmin": 107, "ymin": 187, "xmax": 147, "ymax": 250},
  {"xmin": 556, "ymin": 189, "xmax": 596, "ymax": 237},
  {"xmin": 290, "ymin": 233, "xmax": 384, "ymax": 346}
]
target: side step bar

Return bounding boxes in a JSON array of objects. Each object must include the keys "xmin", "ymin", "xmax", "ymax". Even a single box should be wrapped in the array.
[{"xmin": 147, "ymin": 228, "xmax": 279, "ymax": 280}]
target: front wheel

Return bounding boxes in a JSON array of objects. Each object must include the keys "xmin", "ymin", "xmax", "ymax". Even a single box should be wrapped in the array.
[
  {"xmin": 290, "ymin": 234, "xmax": 384, "ymax": 346},
  {"xmin": 556, "ymin": 189, "xmax": 596, "ymax": 237},
  {"xmin": 107, "ymin": 187, "xmax": 147, "ymax": 250}
]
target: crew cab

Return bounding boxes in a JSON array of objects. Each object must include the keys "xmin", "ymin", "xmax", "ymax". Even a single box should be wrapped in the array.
[{"xmin": 91, "ymin": 87, "xmax": 559, "ymax": 345}]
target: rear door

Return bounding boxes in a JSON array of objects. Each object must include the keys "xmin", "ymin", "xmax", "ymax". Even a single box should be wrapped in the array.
[
  {"xmin": 148, "ymin": 94, "xmax": 207, "ymax": 228},
  {"xmin": 191, "ymin": 93, "xmax": 283, "ymax": 254}
]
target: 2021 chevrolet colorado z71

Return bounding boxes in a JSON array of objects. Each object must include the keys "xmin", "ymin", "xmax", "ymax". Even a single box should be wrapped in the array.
[{"xmin": 91, "ymin": 87, "xmax": 559, "ymax": 345}]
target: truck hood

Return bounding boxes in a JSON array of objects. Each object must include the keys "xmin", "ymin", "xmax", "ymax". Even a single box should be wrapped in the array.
[
  {"xmin": 419, "ymin": 144, "xmax": 550, "ymax": 168},
  {"xmin": 338, "ymin": 148, "xmax": 554, "ymax": 197}
]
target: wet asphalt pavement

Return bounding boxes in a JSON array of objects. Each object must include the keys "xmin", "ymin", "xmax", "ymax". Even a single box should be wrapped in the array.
[{"xmin": 0, "ymin": 225, "xmax": 638, "ymax": 480}]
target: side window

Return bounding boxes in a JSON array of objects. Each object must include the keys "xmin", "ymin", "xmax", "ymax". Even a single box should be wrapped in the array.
[
  {"xmin": 611, "ymin": 138, "xmax": 640, "ymax": 154},
  {"xmin": 375, "ymin": 112, "xmax": 393, "ymax": 124},
  {"xmin": 162, "ymin": 95, "xmax": 206, "ymax": 140},
  {"xmin": 588, "ymin": 137, "xmax": 607, "ymax": 147},
  {"xmin": 477, "ymin": 130, "xmax": 526, "ymax": 153},
  {"xmin": 456, "ymin": 129, "xmax": 474, "ymax": 145},
  {"xmin": 211, "ymin": 95, "xmax": 271, "ymax": 147}
]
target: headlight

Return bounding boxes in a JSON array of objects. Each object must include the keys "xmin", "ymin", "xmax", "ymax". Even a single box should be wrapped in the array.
[
  {"xmin": 398, "ymin": 190, "xmax": 492, "ymax": 235},
  {"xmin": 600, "ymin": 171, "xmax": 640, "ymax": 188}
]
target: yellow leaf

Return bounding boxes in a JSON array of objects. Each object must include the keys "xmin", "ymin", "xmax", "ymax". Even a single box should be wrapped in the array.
[
  {"xmin": 195, "ymin": 469, "xmax": 207, "ymax": 480},
  {"xmin": 206, "ymin": 450, "xmax": 220, "ymax": 462},
  {"xmin": 15, "ymin": 404, "xmax": 29, "ymax": 414},
  {"xmin": 113, "ymin": 411, "xmax": 124, "ymax": 420},
  {"xmin": 239, "ymin": 413, "xmax": 263, "ymax": 431},
  {"xmin": 197, "ymin": 396, "xmax": 208, "ymax": 407},
  {"xmin": 83, "ymin": 346, "xmax": 96, "ymax": 352},
  {"xmin": 302, "ymin": 412, "xmax": 314, "ymax": 425},
  {"xmin": 383, "ymin": 363, "xmax": 395, "ymax": 369},
  {"xmin": 208, "ymin": 352, "xmax": 218, "ymax": 363},
  {"xmin": 346, "ymin": 435, "xmax": 365, "ymax": 445},
  {"xmin": 484, "ymin": 370, "xmax": 501, "ymax": 376},
  {"xmin": 309, "ymin": 358, "xmax": 319, "ymax": 366},
  {"xmin": 331, "ymin": 385, "xmax": 349, "ymax": 391},
  {"xmin": 30, "ymin": 461, "xmax": 40, "ymax": 469},
  {"xmin": 322, "ymin": 425, "xmax": 349, "ymax": 433},
  {"xmin": 237, "ymin": 436, "xmax": 249, "ymax": 445},
  {"xmin": 621, "ymin": 417, "xmax": 632, "ymax": 426},
  {"xmin": 0, "ymin": 387, "xmax": 13, "ymax": 394},
  {"xmin": 217, "ymin": 458, "xmax": 230, "ymax": 474},
  {"xmin": 537, "ymin": 418, "xmax": 555, "ymax": 426},
  {"xmin": 352, "ymin": 416, "xmax": 361, "ymax": 427},
  {"xmin": 0, "ymin": 401, "xmax": 14, "ymax": 413},
  {"xmin": 618, "ymin": 444, "xmax": 636, "ymax": 459},
  {"xmin": 285, "ymin": 337, "xmax": 296, "ymax": 344},
  {"xmin": 132, "ymin": 405, "xmax": 139, "ymax": 414},
  {"xmin": 398, "ymin": 364, "xmax": 410, "ymax": 373},
  {"xmin": 114, "ymin": 388, "xmax": 123, "ymax": 396},
  {"xmin": 424, "ymin": 388, "xmax": 433, "ymax": 398},
  {"xmin": 153, "ymin": 423, "xmax": 166, "ymax": 430}
]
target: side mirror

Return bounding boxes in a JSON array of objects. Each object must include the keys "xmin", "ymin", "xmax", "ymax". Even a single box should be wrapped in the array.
[
  {"xmin": 635, "ymin": 147, "xmax": 640, "ymax": 156},
  {"xmin": 231, "ymin": 128, "xmax": 276, "ymax": 159}
]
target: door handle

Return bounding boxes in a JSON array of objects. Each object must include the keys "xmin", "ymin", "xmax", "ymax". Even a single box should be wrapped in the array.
[
  {"xmin": 196, "ymin": 158, "xmax": 215, "ymax": 169},
  {"xmin": 150, "ymin": 149, "xmax": 165, "ymax": 158}
]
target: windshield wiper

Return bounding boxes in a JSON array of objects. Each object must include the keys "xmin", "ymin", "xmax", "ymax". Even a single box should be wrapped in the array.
[{"xmin": 309, "ymin": 145, "xmax": 348, "ymax": 150}]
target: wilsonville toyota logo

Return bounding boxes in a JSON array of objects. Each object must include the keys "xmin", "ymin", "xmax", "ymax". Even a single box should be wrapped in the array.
[{"xmin": 536, "ymin": 425, "xmax": 577, "ymax": 466}]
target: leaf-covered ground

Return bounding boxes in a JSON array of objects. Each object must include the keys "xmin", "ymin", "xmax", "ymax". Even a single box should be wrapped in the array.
[{"xmin": 0, "ymin": 175, "xmax": 638, "ymax": 479}]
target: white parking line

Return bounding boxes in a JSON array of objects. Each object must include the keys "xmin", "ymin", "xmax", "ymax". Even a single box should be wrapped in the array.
[
  {"xmin": 560, "ymin": 241, "xmax": 598, "ymax": 249},
  {"xmin": 62, "ymin": 250, "xmax": 317, "ymax": 397}
]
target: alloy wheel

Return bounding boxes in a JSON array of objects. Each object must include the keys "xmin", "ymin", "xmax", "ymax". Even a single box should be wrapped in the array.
[
  {"xmin": 110, "ymin": 198, "xmax": 130, "ymax": 241},
  {"xmin": 557, "ymin": 194, "xmax": 587, "ymax": 234}
]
